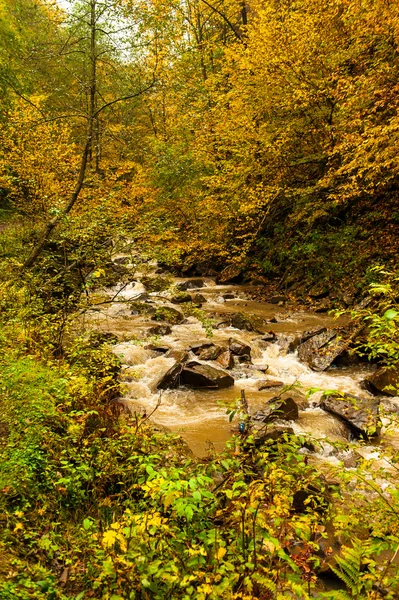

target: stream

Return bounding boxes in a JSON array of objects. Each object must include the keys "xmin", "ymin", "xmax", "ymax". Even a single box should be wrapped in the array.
[{"xmin": 85, "ymin": 269, "xmax": 399, "ymax": 467}]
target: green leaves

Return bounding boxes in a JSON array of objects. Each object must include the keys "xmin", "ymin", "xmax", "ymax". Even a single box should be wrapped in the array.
[{"xmin": 384, "ymin": 309, "xmax": 398, "ymax": 321}]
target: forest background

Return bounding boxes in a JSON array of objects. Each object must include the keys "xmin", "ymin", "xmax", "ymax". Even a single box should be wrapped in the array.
[{"xmin": 0, "ymin": 0, "xmax": 399, "ymax": 599}]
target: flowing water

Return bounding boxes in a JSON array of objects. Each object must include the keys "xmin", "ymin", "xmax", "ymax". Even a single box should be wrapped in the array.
[{"xmin": 85, "ymin": 272, "xmax": 396, "ymax": 463}]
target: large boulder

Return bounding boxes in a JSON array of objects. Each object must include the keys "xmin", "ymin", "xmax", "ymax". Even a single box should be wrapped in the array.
[
  {"xmin": 217, "ymin": 265, "xmax": 243, "ymax": 284},
  {"xmin": 297, "ymin": 329, "xmax": 346, "ymax": 371},
  {"xmin": 362, "ymin": 367, "xmax": 399, "ymax": 397},
  {"xmin": 253, "ymin": 396, "xmax": 299, "ymax": 422},
  {"xmin": 181, "ymin": 362, "xmax": 234, "ymax": 389},
  {"xmin": 288, "ymin": 327, "xmax": 327, "ymax": 353},
  {"xmin": 176, "ymin": 279, "xmax": 205, "ymax": 291},
  {"xmin": 156, "ymin": 351, "xmax": 188, "ymax": 389},
  {"xmin": 321, "ymin": 393, "xmax": 381, "ymax": 438}
]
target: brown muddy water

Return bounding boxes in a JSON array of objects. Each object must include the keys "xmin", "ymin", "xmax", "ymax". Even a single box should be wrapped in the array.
[{"xmin": 84, "ymin": 273, "xmax": 397, "ymax": 465}]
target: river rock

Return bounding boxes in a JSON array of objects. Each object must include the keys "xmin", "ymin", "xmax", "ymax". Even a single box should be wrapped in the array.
[
  {"xmin": 219, "ymin": 312, "xmax": 264, "ymax": 333},
  {"xmin": 262, "ymin": 331, "xmax": 277, "ymax": 342},
  {"xmin": 198, "ymin": 345, "xmax": 224, "ymax": 361},
  {"xmin": 147, "ymin": 323, "xmax": 172, "ymax": 336},
  {"xmin": 381, "ymin": 397, "xmax": 399, "ymax": 414},
  {"xmin": 269, "ymin": 295, "xmax": 286, "ymax": 304},
  {"xmin": 314, "ymin": 299, "xmax": 332, "ymax": 313},
  {"xmin": 361, "ymin": 367, "xmax": 399, "ymax": 397},
  {"xmin": 229, "ymin": 338, "xmax": 251, "ymax": 357},
  {"xmin": 251, "ymin": 424, "xmax": 294, "ymax": 447},
  {"xmin": 217, "ymin": 265, "xmax": 243, "ymax": 284},
  {"xmin": 170, "ymin": 292, "xmax": 192, "ymax": 304},
  {"xmin": 130, "ymin": 301, "xmax": 156, "ymax": 316},
  {"xmin": 181, "ymin": 362, "xmax": 234, "ymax": 389},
  {"xmin": 223, "ymin": 293, "xmax": 235, "ymax": 300},
  {"xmin": 321, "ymin": 393, "xmax": 381, "ymax": 438},
  {"xmin": 191, "ymin": 293, "xmax": 206, "ymax": 305},
  {"xmin": 176, "ymin": 278, "xmax": 205, "ymax": 291},
  {"xmin": 297, "ymin": 329, "xmax": 346, "ymax": 371},
  {"xmin": 152, "ymin": 306, "xmax": 185, "ymax": 325},
  {"xmin": 252, "ymin": 396, "xmax": 299, "ymax": 422},
  {"xmin": 144, "ymin": 343, "xmax": 170, "ymax": 353},
  {"xmin": 190, "ymin": 342, "xmax": 214, "ymax": 354},
  {"xmin": 217, "ymin": 350, "xmax": 234, "ymax": 369},
  {"xmin": 257, "ymin": 379, "xmax": 284, "ymax": 390},
  {"xmin": 155, "ymin": 350, "xmax": 188, "ymax": 389},
  {"xmin": 309, "ymin": 286, "xmax": 330, "ymax": 300},
  {"xmin": 156, "ymin": 362, "xmax": 184, "ymax": 390}
]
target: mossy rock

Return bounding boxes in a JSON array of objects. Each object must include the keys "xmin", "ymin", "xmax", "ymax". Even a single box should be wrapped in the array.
[
  {"xmin": 130, "ymin": 301, "xmax": 156, "ymax": 316},
  {"xmin": 152, "ymin": 306, "xmax": 185, "ymax": 325},
  {"xmin": 141, "ymin": 275, "xmax": 172, "ymax": 292}
]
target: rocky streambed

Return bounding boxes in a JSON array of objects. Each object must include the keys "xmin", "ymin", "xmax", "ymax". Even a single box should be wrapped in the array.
[{"xmin": 85, "ymin": 264, "xmax": 399, "ymax": 467}]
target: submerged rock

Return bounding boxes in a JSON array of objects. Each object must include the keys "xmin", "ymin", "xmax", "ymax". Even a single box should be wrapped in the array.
[
  {"xmin": 321, "ymin": 393, "xmax": 381, "ymax": 438},
  {"xmin": 181, "ymin": 362, "xmax": 234, "ymax": 389},
  {"xmin": 362, "ymin": 366, "xmax": 399, "ymax": 397},
  {"xmin": 253, "ymin": 396, "xmax": 299, "ymax": 422}
]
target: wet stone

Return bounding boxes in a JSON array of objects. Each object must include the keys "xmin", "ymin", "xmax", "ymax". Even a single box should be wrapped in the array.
[
  {"xmin": 362, "ymin": 366, "xmax": 399, "ymax": 397},
  {"xmin": 229, "ymin": 338, "xmax": 251, "ymax": 357},
  {"xmin": 147, "ymin": 324, "xmax": 172, "ymax": 336},
  {"xmin": 144, "ymin": 343, "xmax": 170, "ymax": 353},
  {"xmin": 176, "ymin": 279, "xmax": 205, "ymax": 291},
  {"xmin": 321, "ymin": 393, "xmax": 381, "ymax": 439},
  {"xmin": 181, "ymin": 362, "xmax": 234, "ymax": 389},
  {"xmin": 216, "ymin": 350, "xmax": 234, "ymax": 369},
  {"xmin": 257, "ymin": 379, "xmax": 285, "ymax": 391},
  {"xmin": 170, "ymin": 293, "xmax": 192, "ymax": 304},
  {"xmin": 269, "ymin": 295, "xmax": 286, "ymax": 304},
  {"xmin": 198, "ymin": 345, "xmax": 224, "ymax": 361},
  {"xmin": 253, "ymin": 396, "xmax": 299, "ymax": 422},
  {"xmin": 297, "ymin": 329, "xmax": 347, "ymax": 371},
  {"xmin": 217, "ymin": 265, "xmax": 243, "ymax": 284},
  {"xmin": 262, "ymin": 331, "xmax": 277, "ymax": 342},
  {"xmin": 191, "ymin": 293, "xmax": 206, "ymax": 305},
  {"xmin": 152, "ymin": 306, "xmax": 185, "ymax": 325},
  {"xmin": 191, "ymin": 342, "xmax": 214, "ymax": 355}
]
